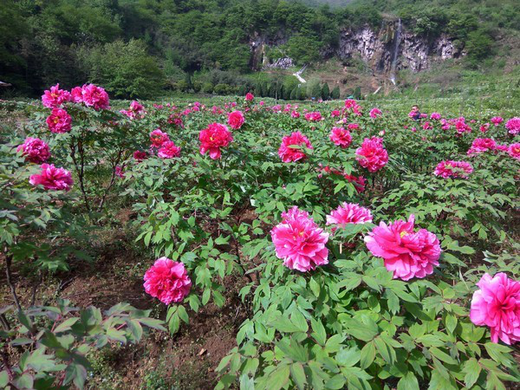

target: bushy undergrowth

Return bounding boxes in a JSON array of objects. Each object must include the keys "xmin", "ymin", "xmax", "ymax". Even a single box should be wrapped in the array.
[{"xmin": 0, "ymin": 86, "xmax": 519, "ymax": 389}]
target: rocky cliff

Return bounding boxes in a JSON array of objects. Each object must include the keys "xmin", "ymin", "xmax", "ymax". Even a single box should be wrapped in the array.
[{"xmin": 254, "ymin": 19, "xmax": 464, "ymax": 75}]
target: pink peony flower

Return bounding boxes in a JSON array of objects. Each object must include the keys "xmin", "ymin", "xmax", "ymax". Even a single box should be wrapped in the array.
[
  {"xmin": 430, "ymin": 112, "xmax": 441, "ymax": 120},
  {"xmin": 115, "ymin": 165, "xmax": 125, "ymax": 178},
  {"xmin": 46, "ymin": 108, "xmax": 72, "ymax": 133},
  {"xmin": 480, "ymin": 123, "xmax": 490, "ymax": 133},
  {"xmin": 271, "ymin": 206, "xmax": 329, "ymax": 272},
  {"xmin": 80, "ymin": 84, "xmax": 110, "ymax": 110},
  {"xmin": 326, "ymin": 203, "xmax": 373, "ymax": 232},
  {"xmin": 17, "ymin": 137, "xmax": 51, "ymax": 164},
  {"xmin": 143, "ymin": 258, "xmax": 192, "ymax": 304},
  {"xmin": 470, "ymin": 273, "xmax": 520, "ymax": 345},
  {"xmin": 291, "ymin": 111, "xmax": 300, "ymax": 118},
  {"xmin": 505, "ymin": 117, "xmax": 520, "ymax": 135},
  {"xmin": 245, "ymin": 92, "xmax": 254, "ymax": 101},
  {"xmin": 133, "ymin": 150, "xmax": 148, "ymax": 161},
  {"xmin": 365, "ymin": 214, "xmax": 441, "ymax": 281},
  {"xmin": 330, "ymin": 127, "xmax": 352, "ymax": 148},
  {"xmin": 331, "ymin": 110, "xmax": 341, "ymax": 117},
  {"xmin": 150, "ymin": 129, "xmax": 170, "ymax": 148},
  {"xmin": 347, "ymin": 123, "xmax": 360, "ymax": 131},
  {"xmin": 121, "ymin": 100, "xmax": 145, "ymax": 119},
  {"xmin": 355, "ymin": 137, "xmax": 388, "ymax": 172},
  {"xmin": 41, "ymin": 84, "xmax": 71, "ymax": 108},
  {"xmin": 278, "ymin": 132, "xmax": 312, "ymax": 163},
  {"xmin": 491, "ymin": 116, "xmax": 503, "ymax": 126},
  {"xmin": 434, "ymin": 160, "xmax": 473, "ymax": 179},
  {"xmin": 370, "ymin": 108, "xmax": 382, "ymax": 118},
  {"xmin": 508, "ymin": 143, "xmax": 520, "ymax": 160},
  {"xmin": 228, "ymin": 110, "xmax": 245, "ymax": 130},
  {"xmin": 467, "ymin": 138, "xmax": 496, "ymax": 155},
  {"xmin": 199, "ymin": 123, "xmax": 233, "ymax": 159},
  {"xmin": 29, "ymin": 163, "xmax": 73, "ymax": 191},
  {"xmin": 344, "ymin": 99, "xmax": 362, "ymax": 115},
  {"xmin": 70, "ymin": 86, "xmax": 83, "ymax": 103},
  {"xmin": 158, "ymin": 141, "xmax": 181, "ymax": 159},
  {"xmin": 304, "ymin": 112, "xmax": 323, "ymax": 122}
]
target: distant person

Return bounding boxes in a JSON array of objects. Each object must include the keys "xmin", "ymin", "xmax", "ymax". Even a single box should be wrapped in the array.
[{"xmin": 409, "ymin": 105, "xmax": 421, "ymax": 121}]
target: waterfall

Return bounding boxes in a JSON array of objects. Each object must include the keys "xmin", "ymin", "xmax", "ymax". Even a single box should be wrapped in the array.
[{"xmin": 389, "ymin": 18, "xmax": 402, "ymax": 85}]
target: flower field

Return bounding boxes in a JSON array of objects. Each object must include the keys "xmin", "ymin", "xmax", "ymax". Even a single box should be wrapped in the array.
[{"xmin": 0, "ymin": 86, "xmax": 519, "ymax": 389}]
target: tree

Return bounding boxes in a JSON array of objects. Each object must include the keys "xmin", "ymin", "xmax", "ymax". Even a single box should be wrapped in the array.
[
  {"xmin": 331, "ymin": 85, "xmax": 340, "ymax": 100},
  {"xmin": 310, "ymin": 82, "xmax": 321, "ymax": 99},
  {"xmin": 321, "ymin": 83, "xmax": 330, "ymax": 100},
  {"xmin": 80, "ymin": 39, "xmax": 164, "ymax": 99}
]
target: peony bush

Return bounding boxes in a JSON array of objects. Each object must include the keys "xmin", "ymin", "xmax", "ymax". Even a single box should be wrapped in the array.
[{"xmin": 0, "ymin": 86, "xmax": 518, "ymax": 389}]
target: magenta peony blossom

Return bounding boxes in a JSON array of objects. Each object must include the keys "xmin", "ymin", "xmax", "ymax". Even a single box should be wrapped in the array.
[
  {"xmin": 491, "ymin": 116, "xmax": 503, "ymax": 126},
  {"xmin": 508, "ymin": 143, "xmax": 520, "ymax": 160},
  {"xmin": 506, "ymin": 117, "xmax": 520, "ymax": 135},
  {"xmin": 304, "ymin": 112, "xmax": 323, "ymax": 122},
  {"xmin": 143, "ymin": 258, "xmax": 192, "ymax": 304},
  {"xmin": 121, "ymin": 100, "xmax": 145, "ymax": 119},
  {"xmin": 158, "ymin": 141, "xmax": 181, "ymax": 159},
  {"xmin": 331, "ymin": 110, "xmax": 341, "ymax": 117},
  {"xmin": 228, "ymin": 110, "xmax": 245, "ymax": 129},
  {"xmin": 365, "ymin": 214, "xmax": 441, "ymax": 281},
  {"xmin": 199, "ymin": 123, "xmax": 233, "ymax": 160},
  {"xmin": 345, "ymin": 99, "xmax": 362, "ymax": 115},
  {"xmin": 434, "ymin": 160, "xmax": 473, "ymax": 179},
  {"xmin": 150, "ymin": 129, "xmax": 169, "ymax": 148},
  {"xmin": 291, "ymin": 111, "xmax": 300, "ymax": 118},
  {"xmin": 370, "ymin": 108, "xmax": 382, "ymax": 118},
  {"xmin": 467, "ymin": 138, "xmax": 496, "ymax": 155},
  {"xmin": 278, "ymin": 132, "xmax": 312, "ymax": 163},
  {"xmin": 80, "ymin": 84, "xmax": 110, "ymax": 110},
  {"xmin": 46, "ymin": 108, "xmax": 72, "ymax": 134},
  {"xmin": 70, "ymin": 86, "xmax": 83, "ymax": 103},
  {"xmin": 245, "ymin": 92, "xmax": 254, "ymax": 101},
  {"xmin": 41, "ymin": 84, "xmax": 71, "ymax": 108},
  {"xmin": 355, "ymin": 137, "xmax": 388, "ymax": 172},
  {"xmin": 29, "ymin": 163, "xmax": 73, "ymax": 191},
  {"xmin": 480, "ymin": 123, "xmax": 490, "ymax": 133},
  {"xmin": 347, "ymin": 123, "xmax": 360, "ymax": 131},
  {"xmin": 115, "ymin": 166, "xmax": 125, "ymax": 178},
  {"xmin": 17, "ymin": 137, "xmax": 51, "ymax": 164},
  {"xmin": 430, "ymin": 112, "xmax": 442, "ymax": 120},
  {"xmin": 330, "ymin": 127, "xmax": 352, "ymax": 148},
  {"xmin": 326, "ymin": 203, "xmax": 373, "ymax": 232},
  {"xmin": 470, "ymin": 273, "xmax": 520, "ymax": 345},
  {"xmin": 271, "ymin": 206, "xmax": 329, "ymax": 272}
]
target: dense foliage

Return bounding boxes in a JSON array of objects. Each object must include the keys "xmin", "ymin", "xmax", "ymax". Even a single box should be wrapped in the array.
[
  {"xmin": 0, "ymin": 85, "xmax": 519, "ymax": 388},
  {"xmin": 1, "ymin": 0, "xmax": 519, "ymax": 98}
]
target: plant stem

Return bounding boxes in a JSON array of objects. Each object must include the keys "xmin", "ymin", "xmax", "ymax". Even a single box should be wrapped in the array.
[{"xmin": 4, "ymin": 251, "xmax": 22, "ymax": 312}]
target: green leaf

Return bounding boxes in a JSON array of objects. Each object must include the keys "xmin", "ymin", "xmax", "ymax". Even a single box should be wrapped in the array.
[
  {"xmin": 397, "ymin": 372, "xmax": 420, "ymax": 390},
  {"xmin": 311, "ymin": 318, "xmax": 326, "ymax": 346},
  {"xmin": 429, "ymin": 347, "xmax": 458, "ymax": 365},
  {"xmin": 445, "ymin": 314, "xmax": 457, "ymax": 334},
  {"xmin": 0, "ymin": 371, "xmax": 8, "ymax": 388},
  {"xmin": 463, "ymin": 358, "xmax": 481, "ymax": 388},
  {"xmin": 336, "ymin": 348, "xmax": 360, "ymax": 367},
  {"xmin": 360, "ymin": 341, "xmax": 376, "ymax": 369},
  {"xmin": 325, "ymin": 374, "xmax": 346, "ymax": 389},
  {"xmin": 265, "ymin": 364, "xmax": 290, "ymax": 390},
  {"xmin": 290, "ymin": 363, "xmax": 306, "ymax": 390},
  {"xmin": 428, "ymin": 369, "xmax": 457, "ymax": 390},
  {"xmin": 374, "ymin": 336, "xmax": 396, "ymax": 365},
  {"xmin": 290, "ymin": 310, "xmax": 308, "ymax": 333},
  {"xmin": 484, "ymin": 343, "xmax": 514, "ymax": 368}
]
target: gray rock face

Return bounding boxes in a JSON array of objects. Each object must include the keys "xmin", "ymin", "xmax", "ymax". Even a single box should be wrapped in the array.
[{"xmin": 336, "ymin": 22, "xmax": 463, "ymax": 73}]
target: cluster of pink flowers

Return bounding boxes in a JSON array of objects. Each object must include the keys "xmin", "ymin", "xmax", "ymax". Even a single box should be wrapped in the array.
[
  {"xmin": 304, "ymin": 112, "xmax": 323, "ymax": 122},
  {"xmin": 17, "ymin": 137, "xmax": 50, "ymax": 163},
  {"xmin": 506, "ymin": 117, "xmax": 520, "ymax": 135},
  {"xmin": 121, "ymin": 100, "xmax": 145, "ymax": 119},
  {"xmin": 46, "ymin": 108, "xmax": 72, "ymax": 133},
  {"xmin": 470, "ymin": 273, "xmax": 519, "ymax": 345},
  {"xmin": 158, "ymin": 141, "xmax": 181, "ymax": 159},
  {"xmin": 245, "ymin": 92, "xmax": 254, "ymax": 101},
  {"xmin": 491, "ymin": 116, "xmax": 503, "ymax": 126},
  {"xmin": 434, "ymin": 160, "xmax": 473, "ymax": 179},
  {"xmin": 508, "ymin": 143, "xmax": 520, "ymax": 160},
  {"xmin": 329, "ymin": 127, "xmax": 352, "ymax": 148},
  {"xmin": 199, "ymin": 123, "xmax": 233, "ymax": 160},
  {"xmin": 279, "ymin": 132, "xmax": 313, "ymax": 163},
  {"xmin": 30, "ymin": 163, "xmax": 74, "ymax": 191},
  {"xmin": 480, "ymin": 123, "xmax": 490, "ymax": 133},
  {"xmin": 355, "ymin": 137, "xmax": 389, "ymax": 172},
  {"xmin": 430, "ymin": 112, "xmax": 442, "ymax": 120},
  {"xmin": 42, "ymin": 84, "xmax": 71, "ymax": 108},
  {"xmin": 71, "ymin": 84, "xmax": 110, "ymax": 110},
  {"xmin": 271, "ymin": 207, "xmax": 329, "ymax": 272},
  {"xmin": 144, "ymin": 258, "xmax": 192, "ymax": 304},
  {"xmin": 365, "ymin": 214, "xmax": 441, "ymax": 281},
  {"xmin": 326, "ymin": 203, "xmax": 372, "ymax": 232},
  {"xmin": 347, "ymin": 123, "xmax": 360, "ymax": 131},
  {"xmin": 344, "ymin": 99, "xmax": 362, "ymax": 116},
  {"xmin": 228, "ymin": 110, "xmax": 245, "ymax": 130},
  {"xmin": 150, "ymin": 129, "xmax": 169, "ymax": 148},
  {"xmin": 133, "ymin": 150, "xmax": 149, "ymax": 162},
  {"xmin": 369, "ymin": 108, "xmax": 382, "ymax": 118},
  {"xmin": 331, "ymin": 110, "xmax": 341, "ymax": 118},
  {"xmin": 467, "ymin": 138, "xmax": 496, "ymax": 155}
]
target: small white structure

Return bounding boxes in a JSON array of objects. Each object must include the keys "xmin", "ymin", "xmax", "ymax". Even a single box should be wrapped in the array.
[{"xmin": 293, "ymin": 65, "xmax": 307, "ymax": 84}]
